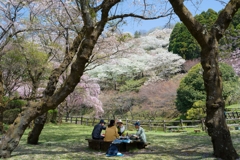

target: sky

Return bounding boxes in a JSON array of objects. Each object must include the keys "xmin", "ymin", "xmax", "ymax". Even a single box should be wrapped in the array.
[{"xmin": 120, "ymin": 0, "xmax": 227, "ymax": 34}]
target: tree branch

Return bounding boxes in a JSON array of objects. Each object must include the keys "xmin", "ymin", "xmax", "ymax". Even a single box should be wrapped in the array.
[
  {"xmin": 59, "ymin": 0, "xmax": 80, "ymax": 33},
  {"xmin": 213, "ymin": 1, "xmax": 240, "ymax": 41},
  {"xmin": 107, "ymin": 12, "xmax": 173, "ymax": 21},
  {"xmin": 79, "ymin": 0, "xmax": 94, "ymax": 29},
  {"xmin": 168, "ymin": 0, "xmax": 208, "ymax": 48}
]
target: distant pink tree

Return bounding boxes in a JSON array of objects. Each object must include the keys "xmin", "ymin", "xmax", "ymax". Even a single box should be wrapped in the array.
[
  {"xmin": 223, "ymin": 49, "xmax": 240, "ymax": 76},
  {"xmin": 182, "ymin": 59, "xmax": 200, "ymax": 72},
  {"xmin": 137, "ymin": 75, "xmax": 182, "ymax": 119},
  {"xmin": 60, "ymin": 75, "xmax": 103, "ymax": 118}
]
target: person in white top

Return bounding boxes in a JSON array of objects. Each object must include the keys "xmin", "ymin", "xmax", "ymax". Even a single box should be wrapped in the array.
[{"xmin": 116, "ymin": 119, "xmax": 126, "ymax": 136}]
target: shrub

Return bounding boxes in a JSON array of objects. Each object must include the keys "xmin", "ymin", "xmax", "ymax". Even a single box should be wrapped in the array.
[
  {"xmin": 46, "ymin": 109, "xmax": 58, "ymax": 123},
  {"xmin": 119, "ymin": 78, "xmax": 147, "ymax": 92},
  {"xmin": 3, "ymin": 108, "xmax": 21, "ymax": 124},
  {"xmin": 176, "ymin": 63, "xmax": 239, "ymax": 114}
]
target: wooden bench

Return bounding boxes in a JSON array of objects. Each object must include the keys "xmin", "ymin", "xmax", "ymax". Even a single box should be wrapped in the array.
[
  {"xmin": 85, "ymin": 139, "xmax": 149, "ymax": 152},
  {"xmin": 126, "ymin": 140, "xmax": 150, "ymax": 151},
  {"xmin": 166, "ymin": 126, "xmax": 186, "ymax": 132},
  {"xmin": 227, "ymin": 124, "xmax": 240, "ymax": 130},
  {"xmin": 194, "ymin": 129, "xmax": 201, "ymax": 133}
]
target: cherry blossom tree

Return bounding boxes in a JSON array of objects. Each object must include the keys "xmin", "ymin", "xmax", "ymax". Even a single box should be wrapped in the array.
[
  {"xmin": 87, "ymin": 29, "xmax": 185, "ymax": 90},
  {"xmin": 100, "ymin": 90, "xmax": 140, "ymax": 119},
  {"xmin": 138, "ymin": 76, "xmax": 182, "ymax": 119},
  {"xmin": 0, "ymin": 0, "xmax": 36, "ymax": 134},
  {"xmin": 0, "ymin": 0, "xmax": 172, "ymax": 157},
  {"xmin": 62, "ymin": 75, "xmax": 103, "ymax": 118}
]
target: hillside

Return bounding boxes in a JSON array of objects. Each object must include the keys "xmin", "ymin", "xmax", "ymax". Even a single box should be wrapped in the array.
[
  {"xmin": 86, "ymin": 28, "xmax": 186, "ymax": 120},
  {"xmin": 87, "ymin": 28, "xmax": 185, "ymax": 87},
  {"xmin": 85, "ymin": 28, "xmax": 240, "ymax": 120}
]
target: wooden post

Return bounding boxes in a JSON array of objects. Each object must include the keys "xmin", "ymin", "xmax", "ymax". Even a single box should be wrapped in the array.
[
  {"xmin": 86, "ymin": 118, "xmax": 89, "ymax": 126},
  {"xmin": 232, "ymin": 112, "xmax": 235, "ymax": 119},
  {"xmin": 65, "ymin": 115, "xmax": 68, "ymax": 122},
  {"xmin": 75, "ymin": 117, "xmax": 78, "ymax": 124},
  {"xmin": 236, "ymin": 112, "xmax": 239, "ymax": 118},
  {"xmin": 149, "ymin": 120, "xmax": 151, "ymax": 131},
  {"xmin": 126, "ymin": 119, "xmax": 128, "ymax": 130},
  {"xmin": 163, "ymin": 120, "xmax": 166, "ymax": 132},
  {"xmin": 70, "ymin": 117, "xmax": 73, "ymax": 123},
  {"xmin": 201, "ymin": 119, "xmax": 205, "ymax": 131},
  {"xmin": 227, "ymin": 112, "xmax": 231, "ymax": 119},
  {"xmin": 92, "ymin": 118, "xmax": 95, "ymax": 126},
  {"xmin": 85, "ymin": 118, "xmax": 87, "ymax": 126},
  {"xmin": 180, "ymin": 119, "xmax": 183, "ymax": 129},
  {"xmin": 81, "ymin": 116, "xmax": 83, "ymax": 125}
]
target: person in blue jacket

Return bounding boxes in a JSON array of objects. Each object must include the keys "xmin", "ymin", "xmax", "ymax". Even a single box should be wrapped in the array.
[
  {"xmin": 132, "ymin": 122, "xmax": 147, "ymax": 145},
  {"xmin": 92, "ymin": 119, "xmax": 106, "ymax": 140}
]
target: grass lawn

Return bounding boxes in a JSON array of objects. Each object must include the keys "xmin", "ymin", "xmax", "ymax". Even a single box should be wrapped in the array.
[
  {"xmin": 6, "ymin": 123, "xmax": 240, "ymax": 160},
  {"xmin": 226, "ymin": 104, "xmax": 240, "ymax": 110}
]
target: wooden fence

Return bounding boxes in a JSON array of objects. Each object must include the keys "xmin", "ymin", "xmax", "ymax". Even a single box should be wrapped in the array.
[
  {"xmin": 64, "ymin": 116, "xmax": 240, "ymax": 132},
  {"xmin": 225, "ymin": 111, "xmax": 240, "ymax": 119}
]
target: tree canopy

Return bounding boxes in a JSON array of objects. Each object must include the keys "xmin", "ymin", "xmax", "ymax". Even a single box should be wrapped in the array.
[{"xmin": 169, "ymin": 9, "xmax": 240, "ymax": 60}]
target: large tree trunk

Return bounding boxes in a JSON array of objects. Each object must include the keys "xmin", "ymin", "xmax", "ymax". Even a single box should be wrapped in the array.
[
  {"xmin": 168, "ymin": 0, "xmax": 240, "ymax": 159},
  {"xmin": 0, "ymin": 108, "xmax": 4, "ymax": 135},
  {"xmin": 27, "ymin": 113, "xmax": 47, "ymax": 144},
  {"xmin": 0, "ymin": 101, "xmax": 44, "ymax": 158},
  {"xmin": 57, "ymin": 103, "xmax": 64, "ymax": 124},
  {"xmin": 201, "ymin": 47, "xmax": 239, "ymax": 160},
  {"xmin": 26, "ymin": 70, "xmax": 44, "ymax": 144},
  {"xmin": 0, "ymin": 69, "xmax": 4, "ymax": 134}
]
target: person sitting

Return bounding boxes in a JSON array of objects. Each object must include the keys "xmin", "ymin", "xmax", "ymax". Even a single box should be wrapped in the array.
[
  {"xmin": 104, "ymin": 120, "xmax": 119, "ymax": 141},
  {"xmin": 116, "ymin": 119, "xmax": 125, "ymax": 136},
  {"xmin": 131, "ymin": 122, "xmax": 147, "ymax": 145},
  {"xmin": 91, "ymin": 119, "xmax": 106, "ymax": 140}
]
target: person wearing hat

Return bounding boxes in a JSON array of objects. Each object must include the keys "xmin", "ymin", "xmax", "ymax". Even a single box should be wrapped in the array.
[
  {"xmin": 132, "ymin": 121, "xmax": 147, "ymax": 145},
  {"xmin": 116, "ymin": 119, "xmax": 126, "ymax": 136},
  {"xmin": 92, "ymin": 119, "xmax": 106, "ymax": 140}
]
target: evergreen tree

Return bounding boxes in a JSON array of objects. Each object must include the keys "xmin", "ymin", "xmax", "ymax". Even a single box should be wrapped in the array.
[{"xmin": 169, "ymin": 9, "xmax": 218, "ymax": 60}]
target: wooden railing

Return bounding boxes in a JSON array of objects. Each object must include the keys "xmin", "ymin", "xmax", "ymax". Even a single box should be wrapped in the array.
[
  {"xmin": 225, "ymin": 111, "xmax": 240, "ymax": 119},
  {"xmin": 65, "ymin": 116, "xmax": 240, "ymax": 132}
]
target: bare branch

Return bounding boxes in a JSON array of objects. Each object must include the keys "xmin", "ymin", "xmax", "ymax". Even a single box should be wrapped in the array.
[
  {"xmin": 108, "ymin": 12, "xmax": 173, "ymax": 21},
  {"xmin": 215, "ymin": 0, "xmax": 227, "ymax": 5},
  {"xmin": 213, "ymin": 1, "xmax": 240, "ymax": 40},
  {"xmin": 59, "ymin": 0, "xmax": 80, "ymax": 33},
  {"xmin": 169, "ymin": 0, "xmax": 208, "ymax": 47}
]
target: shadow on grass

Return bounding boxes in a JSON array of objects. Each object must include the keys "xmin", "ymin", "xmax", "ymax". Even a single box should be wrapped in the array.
[
  {"xmin": 12, "ymin": 142, "xmax": 103, "ymax": 160},
  {"xmin": 122, "ymin": 133, "xmax": 217, "ymax": 160},
  {"xmin": 16, "ymin": 134, "xmax": 214, "ymax": 159},
  {"xmin": 126, "ymin": 143, "xmax": 215, "ymax": 160},
  {"xmin": 11, "ymin": 124, "xmax": 238, "ymax": 160}
]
